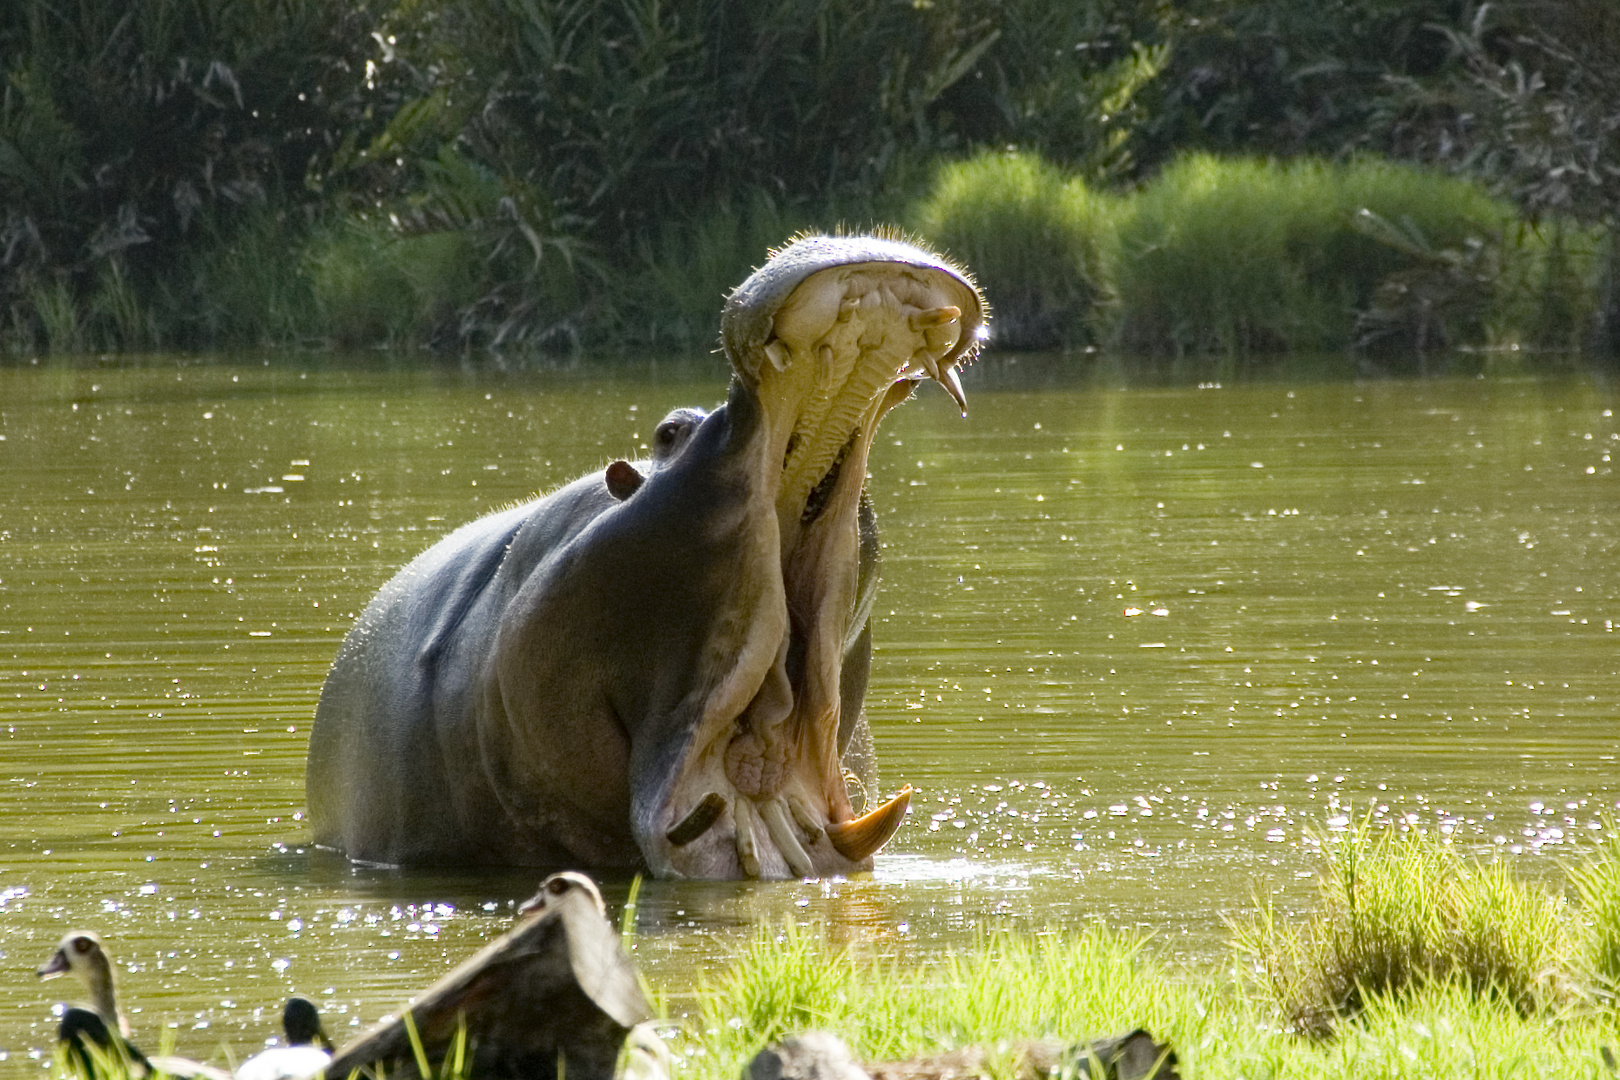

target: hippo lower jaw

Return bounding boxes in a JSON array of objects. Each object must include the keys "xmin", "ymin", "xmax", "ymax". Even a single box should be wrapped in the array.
[{"xmin": 636, "ymin": 236, "xmax": 984, "ymax": 879}]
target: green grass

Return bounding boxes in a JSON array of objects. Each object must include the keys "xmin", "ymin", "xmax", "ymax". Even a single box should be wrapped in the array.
[
  {"xmin": 1571, "ymin": 827, "xmax": 1620, "ymax": 999},
  {"xmin": 1108, "ymin": 155, "xmax": 1525, "ymax": 355},
  {"xmin": 44, "ymin": 825, "xmax": 1620, "ymax": 1079},
  {"xmin": 911, "ymin": 151, "xmax": 1113, "ymax": 351},
  {"xmin": 1231, "ymin": 820, "xmax": 1574, "ymax": 1035}
]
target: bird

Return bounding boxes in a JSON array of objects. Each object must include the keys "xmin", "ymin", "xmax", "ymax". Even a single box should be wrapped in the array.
[
  {"xmin": 517, "ymin": 870, "xmax": 608, "ymax": 918},
  {"xmin": 39, "ymin": 930, "xmax": 231, "ymax": 1080},
  {"xmin": 234, "ymin": 996, "xmax": 333, "ymax": 1080},
  {"xmin": 53, "ymin": 1005, "xmax": 152, "ymax": 1079}
]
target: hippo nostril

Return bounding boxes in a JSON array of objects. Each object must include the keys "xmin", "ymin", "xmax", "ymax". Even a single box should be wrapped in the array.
[{"xmin": 605, "ymin": 460, "xmax": 645, "ymax": 500}]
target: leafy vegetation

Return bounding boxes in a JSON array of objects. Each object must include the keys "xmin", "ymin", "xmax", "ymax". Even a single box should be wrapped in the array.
[
  {"xmin": 1108, "ymin": 155, "xmax": 1521, "ymax": 355},
  {"xmin": 2, "ymin": 0, "xmax": 1616, "ymax": 360}
]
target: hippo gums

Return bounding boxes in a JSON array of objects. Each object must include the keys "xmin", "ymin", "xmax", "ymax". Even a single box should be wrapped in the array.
[{"xmin": 305, "ymin": 233, "xmax": 987, "ymax": 879}]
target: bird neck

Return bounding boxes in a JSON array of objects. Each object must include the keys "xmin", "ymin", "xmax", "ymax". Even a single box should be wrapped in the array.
[{"xmin": 84, "ymin": 950, "xmax": 127, "ymax": 1037}]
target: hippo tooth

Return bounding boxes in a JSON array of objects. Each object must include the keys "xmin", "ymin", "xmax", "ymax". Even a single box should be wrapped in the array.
[
  {"xmin": 908, "ymin": 305, "xmax": 960, "ymax": 331},
  {"xmin": 759, "ymin": 799, "xmax": 816, "ymax": 878},
  {"xmin": 764, "ymin": 340, "xmax": 790, "ymax": 372},
  {"xmin": 665, "ymin": 791, "xmax": 727, "ymax": 847},
  {"xmin": 733, "ymin": 797, "xmax": 762, "ymax": 878},
  {"xmin": 825, "ymin": 785, "xmax": 913, "ymax": 863},
  {"xmin": 938, "ymin": 364, "xmax": 968, "ymax": 417},
  {"xmin": 785, "ymin": 793, "xmax": 825, "ymax": 841}
]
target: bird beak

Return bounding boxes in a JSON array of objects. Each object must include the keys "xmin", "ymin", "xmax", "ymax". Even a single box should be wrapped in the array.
[{"xmin": 38, "ymin": 950, "xmax": 68, "ymax": 979}]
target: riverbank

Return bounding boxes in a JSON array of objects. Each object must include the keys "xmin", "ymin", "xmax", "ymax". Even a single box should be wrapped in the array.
[
  {"xmin": 45, "ymin": 825, "xmax": 1620, "ymax": 1078},
  {"xmin": 671, "ymin": 824, "xmax": 1620, "ymax": 1080}
]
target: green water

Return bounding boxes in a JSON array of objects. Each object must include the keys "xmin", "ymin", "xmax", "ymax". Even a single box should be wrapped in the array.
[{"xmin": 1, "ymin": 355, "xmax": 1616, "ymax": 1064}]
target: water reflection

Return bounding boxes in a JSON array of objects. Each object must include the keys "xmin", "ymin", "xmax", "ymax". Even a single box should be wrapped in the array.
[{"xmin": 0, "ymin": 356, "xmax": 1616, "ymax": 1063}]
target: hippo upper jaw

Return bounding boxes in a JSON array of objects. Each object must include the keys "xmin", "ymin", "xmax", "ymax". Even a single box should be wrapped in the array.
[{"xmin": 629, "ymin": 234, "xmax": 985, "ymax": 879}]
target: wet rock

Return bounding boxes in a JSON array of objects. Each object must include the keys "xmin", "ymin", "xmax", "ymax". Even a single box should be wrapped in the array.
[
  {"xmin": 744, "ymin": 1032, "xmax": 873, "ymax": 1080},
  {"xmin": 324, "ymin": 873, "xmax": 649, "ymax": 1080},
  {"xmin": 747, "ymin": 1030, "xmax": 1178, "ymax": 1080}
]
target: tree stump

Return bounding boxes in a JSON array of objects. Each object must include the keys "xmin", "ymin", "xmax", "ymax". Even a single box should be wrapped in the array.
[{"xmin": 325, "ymin": 874, "xmax": 650, "ymax": 1080}]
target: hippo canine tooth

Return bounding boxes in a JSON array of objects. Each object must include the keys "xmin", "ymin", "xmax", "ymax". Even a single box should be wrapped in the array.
[
  {"xmin": 826, "ymin": 785, "xmax": 913, "ymax": 863},
  {"xmin": 759, "ymin": 798, "xmax": 816, "ymax": 878},
  {"xmin": 666, "ymin": 791, "xmax": 727, "ymax": 847},
  {"xmin": 909, "ymin": 305, "xmax": 960, "ymax": 331},
  {"xmin": 764, "ymin": 340, "xmax": 790, "ymax": 372},
  {"xmin": 733, "ymin": 796, "xmax": 762, "ymax": 878},
  {"xmin": 939, "ymin": 364, "xmax": 968, "ymax": 417}
]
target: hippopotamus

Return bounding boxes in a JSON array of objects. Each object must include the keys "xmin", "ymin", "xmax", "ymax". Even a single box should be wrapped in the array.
[{"xmin": 305, "ymin": 234, "xmax": 987, "ymax": 878}]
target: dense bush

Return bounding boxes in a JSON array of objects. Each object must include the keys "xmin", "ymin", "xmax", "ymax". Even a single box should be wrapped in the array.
[
  {"xmin": 0, "ymin": 0, "xmax": 389, "ymax": 352},
  {"xmin": 911, "ymin": 152, "xmax": 1111, "ymax": 350},
  {"xmin": 1, "ymin": 0, "xmax": 1612, "ymax": 360},
  {"xmin": 1108, "ymin": 156, "xmax": 1522, "ymax": 354}
]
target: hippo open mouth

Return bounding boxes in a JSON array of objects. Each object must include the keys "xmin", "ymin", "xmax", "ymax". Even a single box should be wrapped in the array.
[
  {"xmin": 636, "ymin": 235, "xmax": 986, "ymax": 878},
  {"xmin": 307, "ymin": 233, "xmax": 984, "ymax": 880}
]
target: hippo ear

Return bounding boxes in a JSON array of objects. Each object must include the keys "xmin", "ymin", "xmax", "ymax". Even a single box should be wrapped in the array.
[{"xmin": 605, "ymin": 460, "xmax": 646, "ymax": 500}]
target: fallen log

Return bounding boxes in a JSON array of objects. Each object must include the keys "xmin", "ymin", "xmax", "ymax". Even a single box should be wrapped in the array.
[{"xmin": 325, "ymin": 872, "xmax": 650, "ymax": 1080}]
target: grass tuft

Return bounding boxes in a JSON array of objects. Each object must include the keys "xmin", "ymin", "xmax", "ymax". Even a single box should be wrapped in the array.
[
  {"xmin": 688, "ymin": 918, "xmax": 1181, "ymax": 1075},
  {"xmin": 1232, "ymin": 817, "xmax": 1573, "ymax": 1035},
  {"xmin": 1570, "ymin": 826, "xmax": 1620, "ymax": 1001}
]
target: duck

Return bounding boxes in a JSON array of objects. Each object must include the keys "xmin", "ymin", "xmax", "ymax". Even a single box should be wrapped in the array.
[
  {"xmin": 234, "ymin": 996, "xmax": 333, "ymax": 1080},
  {"xmin": 39, "ymin": 930, "xmax": 231, "ymax": 1080},
  {"xmin": 517, "ymin": 869, "xmax": 607, "ymax": 918},
  {"xmin": 53, "ymin": 1004, "xmax": 152, "ymax": 1078}
]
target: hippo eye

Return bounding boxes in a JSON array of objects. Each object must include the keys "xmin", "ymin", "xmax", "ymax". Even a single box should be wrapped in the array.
[{"xmin": 654, "ymin": 422, "xmax": 681, "ymax": 452}]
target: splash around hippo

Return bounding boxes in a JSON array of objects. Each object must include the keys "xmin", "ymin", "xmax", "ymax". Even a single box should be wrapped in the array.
[{"xmin": 305, "ymin": 233, "xmax": 987, "ymax": 879}]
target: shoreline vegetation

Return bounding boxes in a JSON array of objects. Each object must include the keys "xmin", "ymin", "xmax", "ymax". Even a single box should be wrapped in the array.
[
  {"xmin": 48, "ymin": 823, "xmax": 1620, "ymax": 1079},
  {"xmin": 6, "ymin": 0, "xmax": 1618, "ymax": 367}
]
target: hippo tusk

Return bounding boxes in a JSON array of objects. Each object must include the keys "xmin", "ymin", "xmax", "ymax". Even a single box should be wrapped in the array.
[
  {"xmin": 825, "ymin": 785, "xmax": 913, "ymax": 863},
  {"xmin": 905, "ymin": 344, "xmax": 968, "ymax": 416},
  {"xmin": 666, "ymin": 791, "xmax": 727, "ymax": 846},
  {"xmin": 764, "ymin": 339, "xmax": 790, "ymax": 372},
  {"xmin": 909, "ymin": 305, "xmax": 961, "ymax": 331},
  {"xmin": 938, "ymin": 364, "xmax": 968, "ymax": 417},
  {"xmin": 759, "ymin": 798, "xmax": 816, "ymax": 878},
  {"xmin": 733, "ymin": 796, "xmax": 762, "ymax": 878}
]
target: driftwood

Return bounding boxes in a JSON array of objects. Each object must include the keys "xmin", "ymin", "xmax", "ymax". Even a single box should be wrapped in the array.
[
  {"xmin": 325, "ymin": 873, "xmax": 650, "ymax": 1080},
  {"xmin": 747, "ymin": 1030, "xmax": 1178, "ymax": 1080}
]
